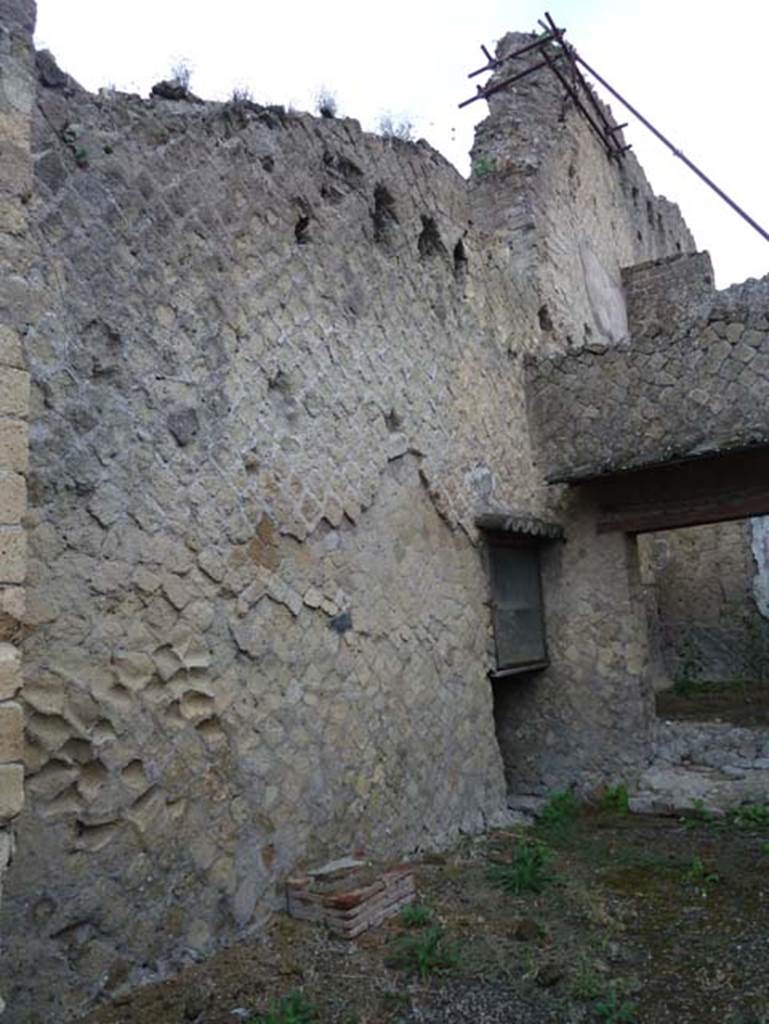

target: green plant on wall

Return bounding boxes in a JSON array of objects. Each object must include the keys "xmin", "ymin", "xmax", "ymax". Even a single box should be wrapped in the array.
[{"xmin": 472, "ymin": 155, "xmax": 497, "ymax": 177}]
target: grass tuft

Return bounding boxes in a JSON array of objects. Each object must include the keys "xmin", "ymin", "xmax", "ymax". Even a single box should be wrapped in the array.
[
  {"xmin": 732, "ymin": 803, "xmax": 769, "ymax": 830},
  {"xmin": 682, "ymin": 855, "xmax": 720, "ymax": 885},
  {"xmin": 248, "ymin": 990, "xmax": 316, "ymax": 1024},
  {"xmin": 388, "ymin": 925, "xmax": 460, "ymax": 981},
  {"xmin": 487, "ymin": 840, "xmax": 557, "ymax": 895},
  {"xmin": 594, "ymin": 986, "xmax": 638, "ymax": 1023},
  {"xmin": 400, "ymin": 902, "xmax": 432, "ymax": 928},
  {"xmin": 539, "ymin": 789, "xmax": 581, "ymax": 832},
  {"xmin": 600, "ymin": 784, "xmax": 630, "ymax": 815}
]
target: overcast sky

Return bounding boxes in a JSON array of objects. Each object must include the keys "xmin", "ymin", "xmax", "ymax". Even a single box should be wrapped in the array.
[{"xmin": 34, "ymin": 0, "xmax": 769, "ymax": 288}]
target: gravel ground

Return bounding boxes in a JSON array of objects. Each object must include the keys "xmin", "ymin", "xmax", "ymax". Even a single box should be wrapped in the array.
[{"xmin": 83, "ymin": 805, "xmax": 769, "ymax": 1024}]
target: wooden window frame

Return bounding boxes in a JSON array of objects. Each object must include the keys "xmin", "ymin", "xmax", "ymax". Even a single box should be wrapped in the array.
[{"xmin": 485, "ymin": 531, "xmax": 549, "ymax": 680}]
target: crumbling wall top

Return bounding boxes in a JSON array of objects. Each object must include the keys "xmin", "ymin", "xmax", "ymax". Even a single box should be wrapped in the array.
[{"xmin": 623, "ymin": 251, "xmax": 715, "ymax": 339}]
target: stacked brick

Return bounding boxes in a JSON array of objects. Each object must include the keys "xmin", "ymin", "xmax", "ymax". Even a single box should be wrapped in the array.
[
  {"xmin": 0, "ymin": 0, "xmax": 35, "ymax": 1007},
  {"xmin": 286, "ymin": 858, "xmax": 415, "ymax": 938}
]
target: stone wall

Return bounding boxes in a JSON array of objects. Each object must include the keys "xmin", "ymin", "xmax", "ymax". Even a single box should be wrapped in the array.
[
  {"xmin": 0, "ymin": 23, "xmax": 701, "ymax": 1022},
  {"xmin": 6, "ymin": 62, "xmax": 526, "ymax": 1022},
  {"xmin": 492, "ymin": 491, "xmax": 654, "ymax": 794},
  {"xmin": 0, "ymin": 0, "xmax": 36, "ymax": 1014},
  {"xmin": 465, "ymin": 36, "xmax": 695, "ymax": 804},
  {"xmin": 526, "ymin": 251, "xmax": 769, "ymax": 482},
  {"xmin": 639, "ymin": 519, "xmax": 769, "ymax": 685},
  {"xmin": 470, "ymin": 34, "xmax": 695, "ymax": 355}
]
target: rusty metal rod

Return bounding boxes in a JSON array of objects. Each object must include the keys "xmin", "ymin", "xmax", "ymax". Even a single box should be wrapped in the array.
[
  {"xmin": 540, "ymin": 48, "xmax": 623, "ymax": 159},
  {"xmin": 543, "ymin": 13, "xmax": 618, "ymax": 143},
  {"xmin": 460, "ymin": 52, "xmax": 564, "ymax": 108},
  {"xmin": 572, "ymin": 49, "xmax": 769, "ymax": 245},
  {"xmin": 468, "ymin": 31, "xmax": 556, "ymax": 79}
]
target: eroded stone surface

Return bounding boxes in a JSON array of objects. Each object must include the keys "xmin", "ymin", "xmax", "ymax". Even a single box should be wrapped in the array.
[{"xmin": 0, "ymin": 1, "xmax": 36, "ymax": 1016}]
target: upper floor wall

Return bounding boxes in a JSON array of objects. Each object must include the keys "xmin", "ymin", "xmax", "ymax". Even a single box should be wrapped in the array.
[
  {"xmin": 470, "ymin": 32, "xmax": 694, "ymax": 355},
  {"xmin": 525, "ymin": 250, "xmax": 769, "ymax": 485}
]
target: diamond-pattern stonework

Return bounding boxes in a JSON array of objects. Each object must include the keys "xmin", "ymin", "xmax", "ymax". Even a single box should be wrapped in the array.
[{"xmin": 1, "ymin": 20, "xmax": 751, "ymax": 1024}]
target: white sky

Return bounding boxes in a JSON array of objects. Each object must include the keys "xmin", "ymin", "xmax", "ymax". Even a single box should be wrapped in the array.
[{"xmin": 34, "ymin": 0, "xmax": 769, "ymax": 288}]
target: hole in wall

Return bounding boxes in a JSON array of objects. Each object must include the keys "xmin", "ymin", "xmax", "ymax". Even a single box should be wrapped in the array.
[
  {"xmin": 121, "ymin": 759, "xmax": 147, "ymax": 788},
  {"xmin": 59, "ymin": 738, "xmax": 95, "ymax": 765},
  {"xmin": 372, "ymin": 183, "xmax": 398, "ymax": 244},
  {"xmin": 453, "ymin": 239, "xmax": 468, "ymax": 282},
  {"xmin": 417, "ymin": 215, "xmax": 446, "ymax": 258},
  {"xmin": 384, "ymin": 408, "xmax": 403, "ymax": 432},
  {"xmin": 537, "ymin": 305, "xmax": 553, "ymax": 332},
  {"xmin": 74, "ymin": 820, "xmax": 121, "ymax": 852},
  {"xmin": 294, "ymin": 215, "xmax": 311, "ymax": 244}
]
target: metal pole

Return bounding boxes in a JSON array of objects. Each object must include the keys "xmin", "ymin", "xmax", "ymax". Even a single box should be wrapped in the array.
[{"xmin": 573, "ymin": 50, "xmax": 769, "ymax": 245}]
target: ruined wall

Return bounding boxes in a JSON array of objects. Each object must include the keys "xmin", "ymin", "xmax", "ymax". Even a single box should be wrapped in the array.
[
  {"xmin": 526, "ymin": 252, "xmax": 769, "ymax": 482},
  {"xmin": 470, "ymin": 33, "xmax": 694, "ymax": 354},
  {"xmin": 639, "ymin": 519, "xmax": 769, "ymax": 685},
  {"xmin": 3, "ymin": 64, "xmax": 531, "ymax": 1022},
  {"xmin": 0, "ymin": 23, "xmax": 703, "ymax": 1021},
  {"xmin": 0, "ymin": 0, "xmax": 36, "ymax": 1014},
  {"xmin": 466, "ymin": 35, "xmax": 692, "ymax": 801}
]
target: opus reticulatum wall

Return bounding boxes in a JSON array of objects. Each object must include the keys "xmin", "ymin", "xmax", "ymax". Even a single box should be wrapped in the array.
[{"xmin": 4, "ymin": 11, "xmax": 764, "ymax": 1022}]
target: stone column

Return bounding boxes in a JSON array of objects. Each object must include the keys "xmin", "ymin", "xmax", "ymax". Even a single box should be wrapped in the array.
[{"xmin": 0, "ymin": 0, "xmax": 36, "ymax": 1010}]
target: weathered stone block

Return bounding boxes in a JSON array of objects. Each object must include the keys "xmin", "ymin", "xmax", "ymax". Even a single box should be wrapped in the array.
[
  {"xmin": 0, "ymin": 644, "xmax": 20, "ymax": 700},
  {"xmin": 0, "ymin": 366, "xmax": 29, "ymax": 416},
  {"xmin": 0, "ymin": 702, "xmax": 22, "ymax": 762},
  {"xmin": 0, "ymin": 418, "xmax": 28, "ymax": 472},
  {"xmin": 0, "ymin": 763, "xmax": 23, "ymax": 820},
  {"xmin": 0, "ymin": 470, "xmax": 25, "ymax": 523},
  {"xmin": 0, "ymin": 526, "xmax": 25, "ymax": 583},
  {"xmin": 0, "ymin": 326, "xmax": 23, "ymax": 369},
  {"xmin": 0, "ymin": 137, "xmax": 31, "ymax": 194},
  {"xmin": 0, "ymin": 586, "xmax": 24, "ymax": 627},
  {"xmin": 0, "ymin": 195, "xmax": 26, "ymax": 235}
]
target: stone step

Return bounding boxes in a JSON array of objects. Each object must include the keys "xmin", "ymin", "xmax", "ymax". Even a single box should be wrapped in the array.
[
  {"xmin": 654, "ymin": 719, "xmax": 769, "ymax": 770},
  {"xmin": 631, "ymin": 762, "xmax": 769, "ymax": 817}
]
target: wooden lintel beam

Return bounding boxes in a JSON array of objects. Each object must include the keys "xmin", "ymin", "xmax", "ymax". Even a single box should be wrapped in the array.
[{"xmin": 597, "ymin": 491, "xmax": 769, "ymax": 535}]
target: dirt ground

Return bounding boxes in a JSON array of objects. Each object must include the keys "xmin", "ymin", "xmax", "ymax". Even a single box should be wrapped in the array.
[
  {"xmin": 83, "ymin": 801, "xmax": 769, "ymax": 1024},
  {"xmin": 656, "ymin": 679, "xmax": 769, "ymax": 727}
]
